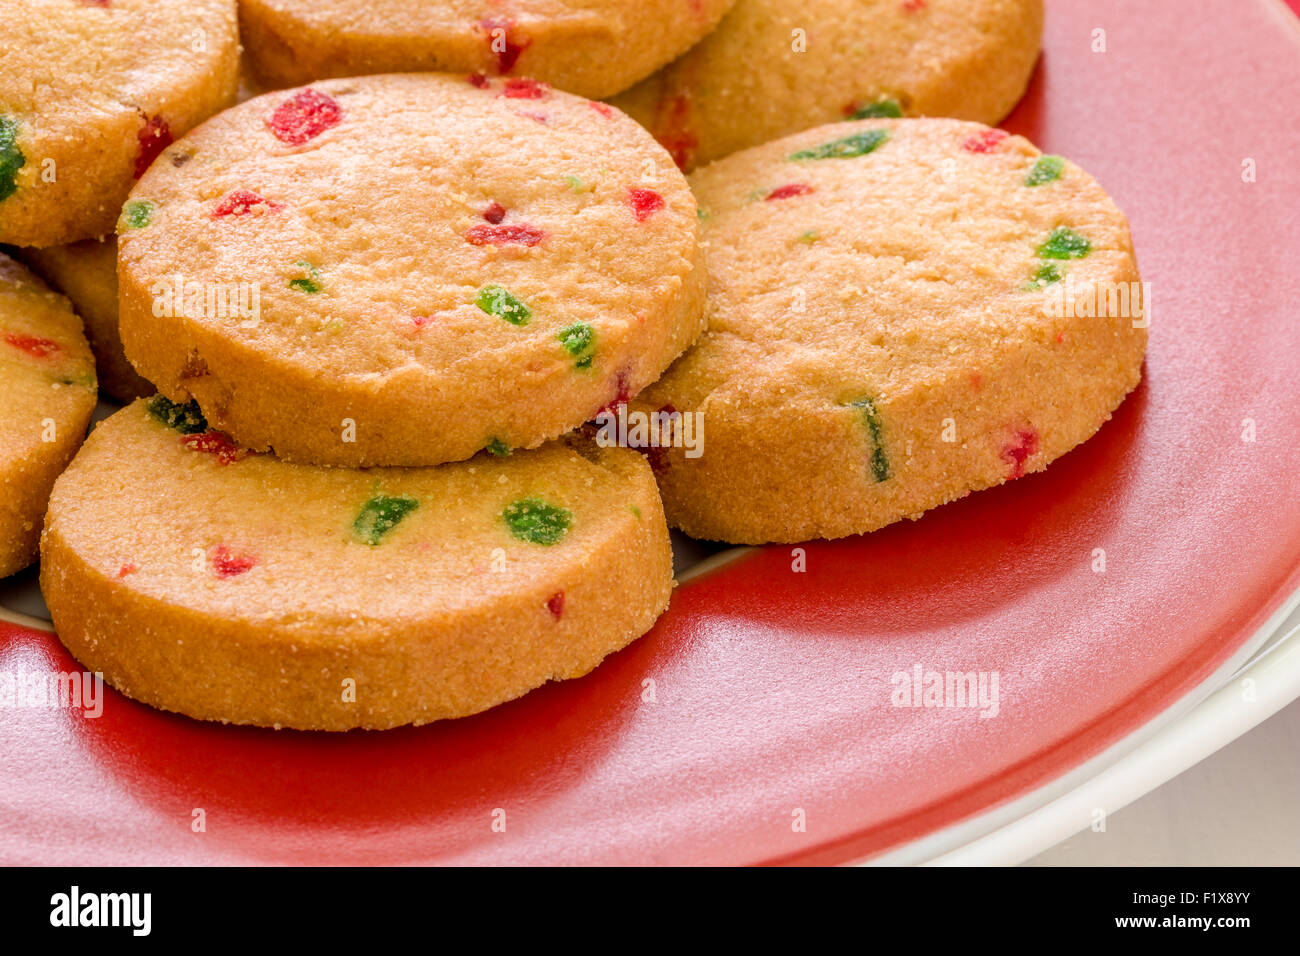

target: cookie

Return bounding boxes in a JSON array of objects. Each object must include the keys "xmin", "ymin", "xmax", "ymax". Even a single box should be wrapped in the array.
[
  {"xmin": 239, "ymin": 0, "xmax": 738, "ymax": 100},
  {"xmin": 0, "ymin": 254, "xmax": 97, "ymax": 577},
  {"xmin": 118, "ymin": 74, "xmax": 707, "ymax": 467},
  {"xmin": 633, "ymin": 118, "xmax": 1147, "ymax": 544},
  {"xmin": 40, "ymin": 398, "xmax": 673, "ymax": 730},
  {"xmin": 610, "ymin": 0, "xmax": 1044, "ymax": 171},
  {"xmin": 23, "ymin": 238, "xmax": 154, "ymax": 402},
  {"xmin": 0, "ymin": 0, "xmax": 241, "ymax": 247}
]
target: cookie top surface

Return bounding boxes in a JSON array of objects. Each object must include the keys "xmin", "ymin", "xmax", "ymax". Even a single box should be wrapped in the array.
[
  {"xmin": 239, "ymin": 0, "xmax": 737, "ymax": 99},
  {"xmin": 0, "ymin": 0, "xmax": 234, "ymax": 110},
  {"xmin": 611, "ymin": 0, "xmax": 1043, "ymax": 170},
  {"xmin": 662, "ymin": 118, "xmax": 1135, "ymax": 411},
  {"xmin": 118, "ymin": 73, "xmax": 705, "ymax": 466},
  {"xmin": 0, "ymin": 0, "xmax": 240, "ymax": 244},
  {"xmin": 47, "ymin": 397, "xmax": 658, "ymax": 626},
  {"xmin": 0, "ymin": 254, "xmax": 97, "ymax": 461}
]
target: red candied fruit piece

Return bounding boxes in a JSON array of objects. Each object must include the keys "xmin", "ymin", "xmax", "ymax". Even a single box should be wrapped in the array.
[
  {"xmin": 211, "ymin": 189, "xmax": 284, "ymax": 218},
  {"xmin": 267, "ymin": 89, "xmax": 343, "ymax": 146},
  {"xmin": 1001, "ymin": 427, "xmax": 1040, "ymax": 479},
  {"xmin": 657, "ymin": 94, "xmax": 697, "ymax": 170},
  {"xmin": 211, "ymin": 545, "xmax": 256, "ymax": 578},
  {"xmin": 587, "ymin": 101, "xmax": 615, "ymax": 119},
  {"xmin": 134, "ymin": 115, "xmax": 173, "ymax": 179},
  {"xmin": 597, "ymin": 369, "xmax": 635, "ymax": 417},
  {"xmin": 468, "ymin": 73, "xmax": 490, "ymax": 89},
  {"xmin": 546, "ymin": 592, "xmax": 565, "ymax": 620},
  {"xmin": 466, "ymin": 223, "xmax": 546, "ymax": 246},
  {"xmin": 117, "ymin": 563, "xmax": 138, "ymax": 578},
  {"xmin": 181, "ymin": 430, "xmax": 247, "ymax": 465},
  {"xmin": 901, "ymin": 0, "xmax": 927, "ymax": 10},
  {"xmin": 501, "ymin": 77, "xmax": 548, "ymax": 100},
  {"xmin": 3, "ymin": 332, "xmax": 60, "ymax": 358},
  {"xmin": 962, "ymin": 129, "xmax": 1009, "ymax": 154},
  {"xmin": 628, "ymin": 187, "xmax": 665, "ymax": 222},
  {"xmin": 483, "ymin": 201, "xmax": 507, "ymax": 224},
  {"xmin": 479, "ymin": 18, "xmax": 531, "ymax": 74},
  {"xmin": 766, "ymin": 183, "xmax": 814, "ymax": 201}
]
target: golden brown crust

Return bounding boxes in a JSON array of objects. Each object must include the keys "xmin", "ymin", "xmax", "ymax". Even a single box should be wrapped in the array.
[
  {"xmin": 611, "ymin": 0, "xmax": 1044, "ymax": 171},
  {"xmin": 0, "ymin": 254, "xmax": 97, "ymax": 577},
  {"xmin": 239, "ymin": 0, "xmax": 737, "ymax": 99},
  {"xmin": 635, "ymin": 118, "xmax": 1147, "ymax": 544},
  {"xmin": 0, "ymin": 0, "xmax": 241, "ymax": 246},
  {"xmin": 21, "ymin": 238, "xmax": 154, "ymax": 403},
  {"xmin": 41, "ymin": 401, "xmax": 673, "ymax": 730}
]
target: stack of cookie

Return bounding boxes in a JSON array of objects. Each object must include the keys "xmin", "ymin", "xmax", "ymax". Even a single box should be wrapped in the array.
[{"xmin": 1, "ymin": 0, "xmax": 1146, "ymax": 731}]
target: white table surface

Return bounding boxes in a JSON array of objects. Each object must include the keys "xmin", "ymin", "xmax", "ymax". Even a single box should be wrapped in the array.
[{"xmin": 1026, "ymin": 698, "xmax": 1300, "ymax": 866}]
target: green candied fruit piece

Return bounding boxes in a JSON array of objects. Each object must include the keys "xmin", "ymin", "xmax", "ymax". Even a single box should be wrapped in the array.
[
  {"xmin": 561, "ymin": 174, "xmax": 592, "ymax": 193},
  {"xmin": 1022, "ymin": 262, "xmax": 1065, "ymax": 291},
  {"xmin": 796, "ymin": 229, "xmax": 821, "ymax": 245},
  {"xmin": 146, "ymin": 395, "xmax": 208, "ymax": 434},
  {"xmin": 476, "ymin": 284, "xmax": 531, "ymax": 326},
  {"xmin": 848, "ymin": 396, "xmax": 890, "ymax": 483},
  {"xmin": 120, "ymin": 199, "xmax": 156, "ymax": 230},
  {"xmin": 1037, "ymin": 226, "xmax": 1092, "ymax": 260},
  {"xmin": 1025, "ymin": 155, "xmax": 1065, "ymax": 187},
  {"xmin": 0, "ymin": 117, "xmax": 25, "ymax": 202},
  {"xmin": 696, "ymin": 207, "xmax": 712, "ymax": 222},
  {"xmin": 848, "ymin": 98, "xmax": 902, "ymax": 120},
  {"xmin": 790, "ymin": 128, "xmax": 890, "ymax": 161},
  {"xmin": 503, "ymin": 498, "xmax": 572, "ymax": 546},
  {"xmin": 575, "ymin": 355, "xmax": 593, "ymax": 370},
  {"xmin": 288, "ymin": 260, "xmax": 322, "ymax": 294},
  {"xmin": 353, "ymin": 494, "xmax": 419, "ymax": 546},
  {"xmin": 557, "ymin": 321, "xmax": 594, "ymax": 357},
  {"xmin": 486, "ymin": 437, "xmax": 512, "ymax": 457},
  {"xmin": 629, "ymin": 504, "xmax": 642, "ymax": 519}
]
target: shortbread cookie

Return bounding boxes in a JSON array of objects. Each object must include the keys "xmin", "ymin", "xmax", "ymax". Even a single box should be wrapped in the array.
[
  {"xmin": 634, "ymin": 118, "xmax": 1147, "ymax": 543},
  {"xmin": 23, "ymin": 238, "xmax": 153, "ymax": 402},
  {"xmin": 0, "ymin": 0, "xmax": 240, "ymax": 246},
  {"xmin": 0, "ymin": 255, "xmax": 97, "ymax": 577},
  {"xmin": 239, "ymin": 0, "xmax": 737, "ymax": 100},
  {"xmin": 118, "ymin": 74, "xmax": 706, "ymax": 467},
  {"xmin": 611, "ymin": 0, "xmax": 1043, "ymax": 171},
  {"xmin": 41, "ymin": 398, "xmax": 673, "ymax": 730}
]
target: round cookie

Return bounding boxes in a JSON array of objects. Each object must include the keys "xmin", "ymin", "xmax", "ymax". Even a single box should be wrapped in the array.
[
  {"xmin": 0, "ymin": 254, "xmax": 97, "ymax": 577},
  {"xmin": 23, "ymin": 238, "xmax": 154, "ymax": 402},
  {"xmin": 633, "ymin": 118, "xmax": 1148, "ymax": 544},
  {"xmin": 118, "ymin": 73, "xmax": 707, "ymax": 467},
  {"xmin": 610, "ymin": 0, "xmax": 1044, "ymax": 171},
  {"xmin": 0, "ymin": 0, "xmax": 240, "ymax": 247},
  {"xmin": 239, "ymin": 0, "xmax": 738, "ymax": 100},
  {"xmin": 41, "ymin": 398, "xmax": 673, "ymax": 730}
]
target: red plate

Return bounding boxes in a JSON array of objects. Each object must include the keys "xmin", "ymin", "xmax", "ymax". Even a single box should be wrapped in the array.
[{"xmin": 3, "ymin": 0, "xmax": 1300, "ymax": 865}]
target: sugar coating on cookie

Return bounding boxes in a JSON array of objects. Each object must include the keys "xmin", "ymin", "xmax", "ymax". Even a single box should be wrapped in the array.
[
  {"xmin": 23, "ymin": 238, "xmax": 154, "ymax": 403},
  {"xmin": 611, "ymin": 0, "xmax": 1044, "ymax": 171},
  {"xmin": 0, "ymin": 255, "xmax": 97, "ymax": 577},
  {"xmin": 0, "ymin": 0, "xmax": 240, "ymax": 246},
  {"xmin": 40, "ymin": 400, "xmax": 673, "ymax": 730},
  {"xmin": 239, "ymin": 0, "xmax": 737, "ymax": 100},
  {"xmin": 635, "ymin": 118, "xmax": 1147, "ymax": 544},
  {"xmin": 117, "ymin": 73, "xmax": 707, "ymax": 467}
]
